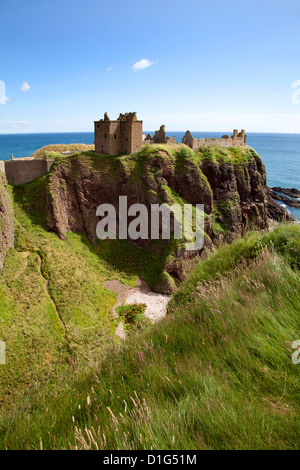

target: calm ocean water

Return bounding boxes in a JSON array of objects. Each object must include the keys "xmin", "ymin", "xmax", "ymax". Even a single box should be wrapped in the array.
[{"xmin": 0, "ymin": 131, "xmax": 299, "ymax": 220}]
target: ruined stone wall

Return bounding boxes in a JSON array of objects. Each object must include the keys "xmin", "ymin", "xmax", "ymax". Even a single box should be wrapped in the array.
[
  {"xmin": 152, "ymin": 125, "xmax": 176, "ymax": 144},
  {"xmin": 190, "ymin": 136, "xmax": 246, "ymax": 149},
  {"xmin": 182, "ymin": 130, "xmax": 246, "ymax": 150},
  {"xmin": 4, "ymin": 159, "xmax": 55, "ymax": 185},
  {"xmin": 123, "ymin": 121, "xmax": 143, "ymax": 154},
  {"xmin": 0, "ymin": 161, "xmax": 5, "ymax": 174},
  {"xmin": 95, "ymin": 120, "xmax": 112, "ymax": 154},
  {"xmin": 109, "ymin": 122, "xmax": 122, "ymax": 155}
]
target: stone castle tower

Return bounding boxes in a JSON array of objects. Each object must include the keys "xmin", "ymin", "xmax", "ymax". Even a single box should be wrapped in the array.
[{"xmin": 94, "ymin": 112, "xmax": 143, "ymax": 155}]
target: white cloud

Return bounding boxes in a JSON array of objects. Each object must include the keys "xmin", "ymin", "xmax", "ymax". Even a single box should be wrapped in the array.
[
  {"xmin": 106, "ymin": 67, "xmax": 113, "ymax": 72},
  {"xmin": 132, "ymin": 58, "xmax": 155, "ymax": 72},
  {"xmin": 20, "ymin": 81, "xmax": 30, "ymax": 92},
  {"xmin": 4, "ymin": 96, "xmax": 10, "ymax": 103},
  {"xmin": 0, "ymin": 120, "xmax": 30, "ymax": 130}
]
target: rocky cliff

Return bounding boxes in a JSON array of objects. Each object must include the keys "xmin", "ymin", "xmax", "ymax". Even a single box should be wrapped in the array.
[
  {"xmin": 14, "ymin": 144, "xmax": 291, "ymax": 288},
  {"xmin": 0, "ymin": 173, "xmax": 14, "ymax": 268},
  {"xmin": 44, "ymin": 145, "xmax": 289, "ymax": 243}
]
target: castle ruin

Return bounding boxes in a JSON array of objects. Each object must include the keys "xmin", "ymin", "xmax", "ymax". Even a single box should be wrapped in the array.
[
  {"xmin": 0, "ymin": 158, "xmax": 55, "ymax": 185},
  {"xmin": 144, "ymin": 125, "xmax": 176, "ymax": 145},
  {"xmin": 94, "ymin": 112, "xmax": 143, "ymax": 155},
  {"xmin": 0, "ymin": 112, "xmax": 247, "ymax": 186},
  {"xmin": 182, "ymin": 129, "xmax": 246, "ymax": 149}
]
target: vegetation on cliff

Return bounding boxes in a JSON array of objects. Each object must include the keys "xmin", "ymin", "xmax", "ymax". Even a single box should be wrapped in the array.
[
  {"xmin": 0, "ymin": 224, "xmax": 299, "ymax": 449},
  {"xmin": 20, "ymin": 144, "xmax": 275, "ymax": 283},
  {"xmin": 0, "ymin": 144, "xmax": 298, "ymax": 449},
  {"xmin": 0, "ymin": 173, "xmax": 14, "ymax": 269},
  {"xmin": 31, "ymin": 143, "xmax": 94, "ymax": 160}
]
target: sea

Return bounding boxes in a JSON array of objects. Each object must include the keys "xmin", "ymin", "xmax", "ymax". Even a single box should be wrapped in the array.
[{"xmin": 0, "ymin": 131, "xmax": 299, "ymax": 221}]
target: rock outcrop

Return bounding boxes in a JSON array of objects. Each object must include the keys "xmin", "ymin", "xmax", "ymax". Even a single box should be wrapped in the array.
[
  {"xmin": 0, "ymin": 173, "xmax": 14, "ymax": 269},
  {"xmin": 42, "ymin": 145, "xmax": 291, "ymax": 245},
  {"xmin": 266, "ymin": 194, "xmax": 294, "ymax": 222},
  {"xmin": 197, "ymin": 147, "xmax": 271, "ymax": 242},
  {"xmin": 44, "ymin": 146, "xmax": 213, "ymax": 247},
  {"xmin": 14, "ymin": 144, "xmax": 293, "ymax": 288},
  {"xmin": 267, "ymin": 187, "xmax": 300, "ymax": 209},
  {"xmin": 271, "ymin": 187, "xmax": 300, "ymax": 198}
]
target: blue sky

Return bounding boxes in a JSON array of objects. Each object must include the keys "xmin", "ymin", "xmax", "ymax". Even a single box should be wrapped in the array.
[{"xmin": 0, "ymin": 0, "xmax": 299, "ymax": 133}]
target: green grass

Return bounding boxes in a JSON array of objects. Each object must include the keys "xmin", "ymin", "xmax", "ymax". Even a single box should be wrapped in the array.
[
  {"xmin": 195, "ymin": 145, "xmax": 258, "ymax": 166},
  {"xmin": 0, "ymin": 157, "xmax": 183, "ymax": 411},
  {"xmin": 1, "ymin": 223, "xmax": 299, "ymax": 449},
  {"xmin": 0, "ymin": 172, "xmax": 14, "ymax": 267},
  {"xmin": 116, "ymin": 303, "xmax": 149, "ymax": 332},
  {"xmin": 0, "ymin": 147, "xmax": 298, "ymax": 449}
]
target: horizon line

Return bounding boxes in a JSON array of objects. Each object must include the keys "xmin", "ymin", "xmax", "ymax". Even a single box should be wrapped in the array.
[{"xmin": 1, "ymin": 130, "xmax": 300, "ymax": 136}]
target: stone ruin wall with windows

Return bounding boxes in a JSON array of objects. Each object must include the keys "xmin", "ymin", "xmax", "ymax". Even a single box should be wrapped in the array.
[{"xmin": 94, "ymin": 112, "xmax": 143, "ymax": 155}]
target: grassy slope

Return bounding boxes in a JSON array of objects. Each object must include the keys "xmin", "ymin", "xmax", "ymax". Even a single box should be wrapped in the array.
[
  {"xmin": 31, "ymin": 144, "xmax": 94, "ymax": 159},
  {"xmin": 0, "ymin": 172, "xmax": 14, "ymax": 267},
  {"xmin": 0, "ymin": 164, "xmax": 173, "ymax": 413},
  {"xmin": 1, "ymin": 224, "xmax": 299, "ymax": 450}
]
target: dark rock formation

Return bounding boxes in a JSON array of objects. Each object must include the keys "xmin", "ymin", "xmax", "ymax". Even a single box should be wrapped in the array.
[
  {"xmin": 267, "ymin": 188, "xmax": 300, "ymax": 208},
  {"xmin": 266, "ymin": 195, "xmax": 294, "ymax": 222},
  {"xmin": 0, "ymin": 173, "xmax": 14, "ymax": 269},
  {"xmin": 271, "ymin": 187, "xmax": 300, "ymax": 198},
  {"xmin": 45, "ymin": 148, "xmax": 213, "ymax": 247},
  {"xmin": 15, "ymin": 145, "xmax": 293, "ymax": 289},
  {"xmin": 199, "ymin": 150, "xmax": 269, "ymax": 241},
  {"xmin": 43, "ymin": 146, "xmax": 292, "ymax": 247}
]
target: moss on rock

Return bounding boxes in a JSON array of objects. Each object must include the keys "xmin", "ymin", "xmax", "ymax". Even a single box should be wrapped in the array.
[{"xmin": 153, "ymin": 271, "xmax": 177, "ymax": 295}]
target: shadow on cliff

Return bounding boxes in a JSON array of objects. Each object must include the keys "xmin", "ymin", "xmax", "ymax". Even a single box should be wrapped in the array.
[{"xmin": 11, "ymin": 175, "xmax": 170, "ymax": 288}]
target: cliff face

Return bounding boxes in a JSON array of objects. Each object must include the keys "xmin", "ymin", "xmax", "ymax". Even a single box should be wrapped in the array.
[
  {"xmin": 45, "ymin": 146, "xmax": 213, "ymax": 246},
  {"xmin": 43, "ymin": 145, "xmax": 285, "ymax": 247},
  {"xmin": 0, "ymin": 173, "xmax": 14, "ymax": 269},
  {"xmin": 11, "ymin": 144, "xmax": 292, "ymax": 291},
  {"xmin": 198, "ymin": 147, "xmax": 269, "ymax": 241}
]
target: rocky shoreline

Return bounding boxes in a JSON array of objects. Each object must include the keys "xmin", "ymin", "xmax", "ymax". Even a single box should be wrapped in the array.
[{"xmin": 267, "ymin": 186, "xmax": 300, "ymax": 209}]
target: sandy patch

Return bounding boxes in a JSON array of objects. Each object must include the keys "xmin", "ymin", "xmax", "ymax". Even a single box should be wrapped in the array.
[
  {"xmin": 105, "ymin": 278, "xmax": 171, "ymax": 339},
  {"xmin": 125, "ymin": 291, "xmax": 170, "ymax": 322}
]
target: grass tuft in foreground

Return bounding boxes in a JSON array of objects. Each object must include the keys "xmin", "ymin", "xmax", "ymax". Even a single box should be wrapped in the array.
[{"xmin": 1, "ymin": 223, "xmax": 299, "ymax": 450}]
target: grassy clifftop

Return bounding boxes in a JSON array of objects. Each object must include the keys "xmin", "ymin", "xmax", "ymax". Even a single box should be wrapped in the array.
[{"xmin": 31, "ymin": 143, "xmax": 94, "ymax": 159}]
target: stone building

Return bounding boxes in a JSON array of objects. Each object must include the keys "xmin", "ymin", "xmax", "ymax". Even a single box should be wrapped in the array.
[
  {"xmin": 0, "ymin": 158, "xmax": 55, "ymax": 185},
  {"xmin": 144, "ymin": 125, "xmax": 176, "ymax": 144},
  {"xmin": 182, "ymin": 129, "xmax": 246, "ymax": 149},
  {"xmin": 94, "ymin": 112, "xmax": 143, "ymax": 155}
]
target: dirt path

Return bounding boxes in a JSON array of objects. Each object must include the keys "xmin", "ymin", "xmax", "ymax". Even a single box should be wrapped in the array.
[
  {"xmin": 105, "ymin": 278, "xmax": 171, "ymax": 340},
  {"xmin": 38, "ymin": 254, "xmax": 69, "ymax": 344}
]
